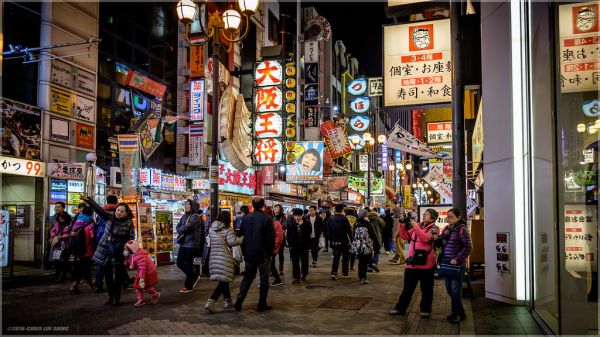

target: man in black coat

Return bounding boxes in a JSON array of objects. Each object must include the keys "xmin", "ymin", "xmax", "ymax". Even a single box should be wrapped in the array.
[
  {"xmin": 235, "ymin": 197, "xmax": 275, "ymax": 312},
  {"xmin": 328, "ymin": 204, "xmax": 353, "ymax": 279},
  {"xmin": 287, "ymin": 208, "xmax": 312, "ymax": 283},
  {"xmin": 305, "ymin": 205, "xmax": 324, "ymax": 267}
]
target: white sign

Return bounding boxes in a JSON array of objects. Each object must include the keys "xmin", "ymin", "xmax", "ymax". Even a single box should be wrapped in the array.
[
  {"xmin": 384, "ymin": 19, "xmax": 452, "ymax": 107},
  {"xmin": 427, "ymin": 121, "xmax": 453, "ymax": 144},
  {"xmin": 559, "ymin": 2, "xmax": 600, "ymax": 93},
  {"xmin": 190, "ymin": 80, "xmax": 206, "ymax": 121},
  {"xmin": 0, "ymin": 156, "xmax": 46, "ymax": 177},
  {"xmin": 564, "ymin": 204, "xmax": 597, "ymax": 273},
  {"xmin": 387, "ymin": 122, "xmax": 437, "ymax": 157},
  {"xmin": 472, "ymin": 100, "xmax": 484, "ymax": 170},
  {"xmin": 305, "ymin": 41, "xmax": 319, "ymax": 63},
  {"xmin": 419, "ymin": 205, "xmax": 451, "ymax": 231},
  {"xmin": 255, "ymin": 60, "xmax": 283, "ymax": 86},
  {"xmin": 423, "ymin": 162, "xmax": 453, "ymax": 203},
  {"xmin": 73, "ymin": 95, "xmax": 95, "ymax": 122},
  {"xmin": 368, "ymin": 77, "xmax": 383, "ymax": 96},
  {"xmin": 67, "ymin": 180, "xmax": 85, "ymax": 192},
  {"xmin": 138, "ymin": 168, "xmax": 151, "ymax": 186},
  {"xmin": 192, "ymin": 179, "xmax": 210, "ymax": 190},
  {"xmin": 359, "ymin": 154, "xmax": 368, "ymax": 171},
  {"xmin": 189, "ymin": 123, "xmax": 205, "ymax": 166},
  {"xmin": 583, "ymin": 148, "xmax": 594, "ymax": 163}
]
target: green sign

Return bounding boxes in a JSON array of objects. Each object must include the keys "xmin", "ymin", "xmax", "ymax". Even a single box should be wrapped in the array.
[{"xmin": 348, "ymin": 175, "xmax": 384, "ymax": 195}]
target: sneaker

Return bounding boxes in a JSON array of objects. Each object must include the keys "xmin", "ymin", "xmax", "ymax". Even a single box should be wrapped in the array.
[
  {"xmin": 360, "ymin": 279, "xmax": 370, "ymax": 285},
  {"xmin": 330, "ymin": 274, "xmax": 338, "ymax": 280},
  {"xmin": 372, "ymin": 265, "xmax": 380, "ymax": 272},
  {"xmin": 271, "ymin": 280, "xmax": 283, "ymax": 287},
  {"xmin": 223, "ymin": 298, "xmax": 233, "ymax": 309},
  {"xmin": 205, "ymin": 299, "xmax": 217, "ymax": 314},
  {"xmin": 341, "ymin": 275, "xmax": 349, "ymax": 279},
  {"xmin": 133, "ymin": 300, "xmax": 145, "ymax": 307},
  {"xmin": 150, "ymin": 292, "xmax": 160, "ymax": 305},
  {"xmin": 389, "ymin": 309, "xmax": 404, "ymax": 315},
  {"xmin": 385, "ymin": 251, "xmax": 390, "ymax": 255},
  {"xmin": 179, "ymin": 288, "xmax": 193, "ymax": 294},
  {"xmin": 419, "ymin": 312, "xmax": 431, "ymax": 318},
  {"xmin": 256, "ymin": 305, "xmax": 273, "ymax": 312},
  {"xmin": 312, "ymin": 261, "xmax": 317, "ymax": 268}
]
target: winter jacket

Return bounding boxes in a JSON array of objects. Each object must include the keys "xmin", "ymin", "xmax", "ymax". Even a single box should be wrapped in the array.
[
  {"xmin": 50, "ymin": 222, "xmax": 70, "ymax": 247},
  {"xmin": 366, "ymin": 211, "xmax": 383, "ymax": 246},
  {"xmin": 287, "ymin": 217, "xmax": 312, "ymax": 250},
  {"xmin": 95, "ymin": 203, "xmax": 116, "ymax": 240},
  {"xmin": 176, "ymin": 212, "xmax": 204, "ymax": 249},
  {"xmin": 327, "ymin": 214, "xmax": 352, "ymax": 249},
  {"xmin": 239, "ymin": 210, "xmax": 275, "ymax": 264},
  {"xmin": 436, "ymin": 220, "xmax": 472, "ymax": 267},
  {"xmin": 70, "ymin": 214, "xmax": 95, "ymax": 258},
  {"xmin": 86, "ymin": 199, "xmax": 135, "ymax": 266},
  {"xmin": 399, "ymin": 221, "xmax": 439, "ymax": 270},
  {"xmin": 304, "ymin": 215, "xmax": 324, "ymax": 238},
  {"xmin": 273, "ymin": 219, "xmax": 284, "ymax": 255},
  {"xmin": 128, "ymin": 248, "xmax": 158, "ymax": 289},
  {"xmin": 208, "ymin": 221, "xmax": 243, "ymax": 283},
  {"xmin": 352, "ymin": 218, "xmax": 379, "ymax": 256},
  {"xmin": 346, "ymin": 215, "xmax": 357, "ymax": 229}
]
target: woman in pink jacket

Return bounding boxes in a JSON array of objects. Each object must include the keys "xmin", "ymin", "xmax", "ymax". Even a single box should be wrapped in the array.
[
  {"xmin": 389, "ymin": 209, "xmax": 440, "ymax": 318},
  {"xmin": 124, "ymin": 240, "xmax": 160, "ymax": 307}
]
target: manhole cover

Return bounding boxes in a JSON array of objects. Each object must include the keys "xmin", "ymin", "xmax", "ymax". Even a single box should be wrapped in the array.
[{"xmin": 318, "ymin": 296, "xmax": 372, "ymax": 310}]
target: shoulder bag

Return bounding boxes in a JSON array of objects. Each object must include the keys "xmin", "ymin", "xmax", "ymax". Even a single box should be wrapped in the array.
[
  {"xmin": 406, "ymin": 222, "xmax": 435, "ymax": 266},
  {"xmin": 176, "ymin": 215, "xmax": 191, "ymax": 245}
]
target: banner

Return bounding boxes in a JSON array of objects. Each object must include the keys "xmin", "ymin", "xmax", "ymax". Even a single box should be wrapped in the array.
[
  {"xmin": 423, "ymin": 162, "xmax": 453, "ymax": 202},
  {"xmin": 155, "ymin": 210, "xmax": 174, "ymax": 254},
  {"xmin": 137, "ymin": 115, "xmax": 161, "ymax": 161},
  {"xmin": 286, "ymin": 141, "xmax": 324, "ymax": 184},
  {"xmin": 118, "ymin": 134, "xmax": 142, "ymax": 195},
  {"xmin": 47, "ymin": 163, "xmax": 86, "ymax": 180},
  {"xmin": 190, "ymin": 45, "xmax": 205, "ymax": 78},
  {"xmin": 386, "ymin": 122, "xmax": 437, "ymax": 158},
  {"xmin": 1, "ymin": 98, "xmax": 42, "ymax": 160},
  {"xmin": 348, "ymin": 175, "xmax": 384, "ymax": 195},
  {"xmin": 138, "ymin": 203, "xmax": 156, "ymax": 258},
  {"xmin": 320, "ymin": 120, "xmax": 352, "ymax": 158},
  {"xmin": 189, "ymin": 123, "xmax": 205, "ymax": 166}
]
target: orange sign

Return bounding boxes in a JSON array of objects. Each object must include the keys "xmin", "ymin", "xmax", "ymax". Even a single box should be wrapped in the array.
[
  {"xmin": 409, "ymin": 24, "xmax": 434, "ymax": 51},
  {"xmin": 76, "ymin": 123, "xmax": 94, "ymax": 149},
  {"xmin": 190, "ymin": 45, "xmax": 205, "ymax": 77},
  {"xmin": 125, "ymin": 71, "xmax": 167, "ymax": 98}
]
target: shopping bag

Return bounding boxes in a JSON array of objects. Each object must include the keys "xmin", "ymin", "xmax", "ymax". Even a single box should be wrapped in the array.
[{"xmin": 318, "ymin": 236, "xmax": 325, "ymax": 249}]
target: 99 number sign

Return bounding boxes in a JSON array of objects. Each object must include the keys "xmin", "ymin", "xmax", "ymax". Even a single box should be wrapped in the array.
[{"xmin": 0, "ymin": 157, "xmax": 46, "ymax": 177}]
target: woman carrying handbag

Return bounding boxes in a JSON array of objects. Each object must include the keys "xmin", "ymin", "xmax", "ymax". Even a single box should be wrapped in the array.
[{"xmin": 204, "ymin": 211, "xmax": 243, "ymax": 313}]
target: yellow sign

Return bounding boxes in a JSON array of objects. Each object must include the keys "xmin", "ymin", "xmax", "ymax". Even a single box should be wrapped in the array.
[
  {"xmin": 50, "ymin": 86, "xmax": 72, "ymax": 115},
  {"xmin": 0, "ymin": 156, "xmax": 46, "ymax": 177},
  {"xmin": 67, "ymin": 192, "xmax": 83, "ymax": 204},
  {"xmin": 403, "ymin": 185, "xmax": 411, "ymax": 209}
]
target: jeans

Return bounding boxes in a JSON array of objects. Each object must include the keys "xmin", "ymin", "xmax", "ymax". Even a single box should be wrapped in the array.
[
  {"xmin": 270, "ymin": 254, "xmax": 281, "ymax": 282},
  {"xmin": 310, "ymin": 237, "xmax": 320, "ymax": 262},
  {"xmin": 237, "ymin": 255, "xmax": 272, "ymax": 308},
  {"xmin": 394, "ymin": 268, "xmax": 436, "ymax": 314},
  {"xmin": 370, "ymin": 252, "xmax": 380, "ymax": 267},
  {"xmin": 73, "ymin": 257, "xmax": 92, "ymax": 284},
  {"xmin": 357, "ymin": 254, "xmax": 371, "ymax": 280},
  {"xmin": 95, "ymin": 262, "xmax": 104, "ymax": 289},
  {"xmin": 350, "ymin": 253, "xmax": 356, "ymax": 269},
  {"xmin": 290, "ymin": 247, "xmax": 309, "ymax": 279},
  {"xmin": 331, "ymin": 246, "xmax": 349, "ymax": 276},
  {"xmin": 445, "ymin": 267, "xmax": 465, "ymax": 315},
  {"xmin": 210, "ymin": 281, "xmax": 232, "ymax": 301},
  {"xmin": 177, "ymin": 247, "xmax": 198, "ymax": 289},
  {"xmin": 105, "ymin": 257, "xmax": 126, "ymax": 302}
]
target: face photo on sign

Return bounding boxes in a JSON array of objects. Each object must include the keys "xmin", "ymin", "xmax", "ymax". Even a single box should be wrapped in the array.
[
  {"xmin": 573, "ymin": 4, "xmax": 598, "ymax": 33},
  {"xmin": 409, "ymin": 24, "xmax": 434, "ymax": 51}
]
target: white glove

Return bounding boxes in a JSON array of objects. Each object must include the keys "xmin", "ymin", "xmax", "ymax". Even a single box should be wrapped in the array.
[{"xmin": 139, "ymin": 278, "xmax": 145, "ymax": 289}]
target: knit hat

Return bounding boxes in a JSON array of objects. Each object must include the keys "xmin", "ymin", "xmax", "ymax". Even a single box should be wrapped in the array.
[
  {"xmin": 392, "ymin": 207, "xmax": 403, "ymax": 218},
  {"xmin": 425, "ymin": 208, "xmax": 439, "ymax": 221},
  {"xmin": 357, "ymin": 208, "xmax": 368, "ymax": 219},
  {"xmin": 125, "ymin": 240, "xmax": 140, "ymax": 254}
]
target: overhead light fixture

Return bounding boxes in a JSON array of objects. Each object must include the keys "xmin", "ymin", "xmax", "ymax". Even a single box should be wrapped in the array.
[
  {"xmin": 389, "ymin": 164, "xmax": 395, "ymax": 171},
  {"xmin": 406, "ymin": 163, "xmax": 413, "ymax": 170}
]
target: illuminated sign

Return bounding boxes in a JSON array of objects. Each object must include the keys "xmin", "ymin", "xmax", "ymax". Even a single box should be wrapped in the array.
[
  {"xmin": 138, "ymin": 168, "xmax": 151, "ymax": 186},
  {"xmin": 427, "ymin": 121, "xmax": 453, "ymax": 144},
  {"xmin": 219, "ymin": 160, "xmax": 256, "ymax": 195},
  {"xmin": 255, "ymin": 86, "xmax": 283, "ymax": 112},
  {"xmin": 348, "ymin": 134, "xmax": 366, "ymax": 150},
  {"xmin": 320, "ymin": 121, "xmax": 352, "ymax": 159},
  {"xmin": 347, "ymin": 78, "xmax": 367, "ymax": 96},
  {"xmin": 0, "ymin": 157, "xmax": 46, "ymax": 177},
  {"xmin": 255, "ymin": 60, "xmax": 283, "ymax": 86},
  {"xmin": 286, "ymin": 141, "xmax": 324, "ymax": 184},
  {"xmin": 254, "ymin": 138, "xmax": 284, "ymax": 165},
  {"xmin": 349, "ymin": 115, "xmax": 371, "ymax": 132},
  {"xmin": 254, "ymin": 113, "xmax": 283, "ymax": 138},
  {"xmin": 190, "ymin": 79, "xmax": 206, "ymax": 121},
  {"xmin": 349, "ymin": 97, "xmax": 371, "ymax": 113}
]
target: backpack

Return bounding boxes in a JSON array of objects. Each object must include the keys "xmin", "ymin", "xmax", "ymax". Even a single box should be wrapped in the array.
[
  {"xmin": 350, "ymin": 226, "xmax": 373, "ymax": 255},
  {"xmin": 69, "ymin": 227, "xmax": 87, "ymax": 256}
]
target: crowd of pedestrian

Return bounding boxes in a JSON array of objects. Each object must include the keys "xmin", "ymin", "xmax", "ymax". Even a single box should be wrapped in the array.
[{"xmin": 46, "ymin": 195, "xmax": 472, "ymax": 323}]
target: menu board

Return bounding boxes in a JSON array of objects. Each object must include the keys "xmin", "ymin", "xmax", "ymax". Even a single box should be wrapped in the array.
[
  {"xmin": 155, "ymin": 211, "xmax": 173, "ymax": 253},
  {"xmin": 138, "ymin": 203, "xmax": 155, "ymax": 258}
]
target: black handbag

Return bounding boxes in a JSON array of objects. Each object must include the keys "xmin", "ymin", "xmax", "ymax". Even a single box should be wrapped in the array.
[
  {"xmin": 176, "ymin": 233, "xmax": 186, "ymax": 245},
  {"xmin": 406, "ymin": 223, "xmax": 435, "ymax": 266}
]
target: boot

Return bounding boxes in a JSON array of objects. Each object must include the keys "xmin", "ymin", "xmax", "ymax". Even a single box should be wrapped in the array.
[
  {"xmin": 69, "ymin": 282, "xmax": 79, "ymax": 293},
  {"xmin": 205, "ymin": 299, "xmax": 217, "ymax": 314},
  {"xmin": 223, "ymin": 298, "xmax": 233, "ymax": 309}
]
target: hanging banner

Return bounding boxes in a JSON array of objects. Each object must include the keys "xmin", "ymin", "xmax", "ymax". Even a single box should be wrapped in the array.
[
  {"xmin": 286, "ymin": 141, "xmax": 324, "ymax": 184},
  {"xmin": 559, "ymin": 2, "xmax": 600, "ymax": 93},
  {"xmin": 320, "ymin": 120, "xmax": 352, "ymax": 159},
  {"xmin": 189, "ymin": 123, "xmax": 205, "ymax": 166},
  {"xmin": 386, "ymin": 122, "xmax": 438, "ymax": 157},
  {"xmin": 117, "ymin": 134, "xmax": 142, "ymax": 195},
  {"xmin": 190, "ymin": 45, "xmax": 205, "ymax": 78},
  {"xmin": 348, "ymin": 175, "xmax": 384, "ymax": 195},
  {"xmin": 423, "ymin": 163, "xmax": 453, "ymax": 202},
  {"xmin": 384, "ymin": 19, "xmax": 452, "ymax": 107},
  {"xmin": 124, "ymin": 71, "xmax": 166, "ymax": 98},
  {"xmin": 1, "ymin": 98, "xmax": 42, "ymax": 160},
  {"xmin": 131, "ymin": 93, "xmax": 153, "ymax": 128},
  {"xmin": 137, "ymin": 115, "xmax": 161, "ymax": 161},
  {"xmin": 190, "ymin": 79, "xmax": 206, "ymax": 121}
]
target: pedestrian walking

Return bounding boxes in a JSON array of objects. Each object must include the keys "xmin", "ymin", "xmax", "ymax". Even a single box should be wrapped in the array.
[
  {"xmin": 351, "ymin": 209, "xmax": 379, "ymax": 284},
  {"xmin": 204, "ymin": 211, "xmax": 243, "ymax": 313},
  {"xmin": 234, "ymin": 205, "xmax": 249, "ymax": 233},
  {"xmin": 328, "ymin": 204, "xmax": 352, "ymax": 279},
  {"xmin": 124, "ymin": 240, "xmax": 160, "ymax": 307},
  {"xmin": 273, "ymin": 204, "xmax": 286, "ymax": 275},
  {"xmin": 320, "ymin": 210, "xmax": 331, "ymax": 252},
  {"xmin": 68, "ymin": 205, "xmax": 96, "ymax": 293},
  {"xmin": 49, "ymin": 202, "xmax": 72, "ymax": 283},
  {"xmin": 83, "ymin": 195, "xmax": 134, "ymax": 306},
  {"xmin": 305, "ymin": 206, "xmax": 324, "ymax": 268},
  {"xmin": 382, "ymin": 208, "xmax": 394, "ymax": 254},
  {"xmin": 176, "ymin": 199, "xmax": 204, "ymax": 294},
  {"xmin": 389, "ymin": 207, "xmax": 406, "ymax": 265},
  {"xmin": 264, "ymin": 206, "xmax": 284, "ymax": 286},
  {"xmin": 93, "ymin": 195, "xmax": 118, "ymax": 292},
  {"xmin": 234, "ymin": 197, "xmax": 275, "ymax": 312},
  {"xmin": 389, "ymin": 208, "xmax": 440, "ymax": 317},
  {"xmin": 345, "ymin": 208, "xmax": 358, "ymax": 271},
  {"xmin": 435, "ymin": 208, "xmax": 472, "ymax": 323},
  {"xmin": 366, "ymin": 208, "xmax": 384, "ymax": 272},
  {"xmin": 287, "ymin": 208, "xmax": 312, "ymax": 283}
]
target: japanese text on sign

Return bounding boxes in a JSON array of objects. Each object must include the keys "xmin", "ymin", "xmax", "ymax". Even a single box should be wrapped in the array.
[
  {"xmin": 427, "ymin": 122, "xmax": 453, "ymax": 144},
  {"xmin": 255, "ymin": 60, "xmax": 283, "ymax": 86},
  {"xmin": 190, "ymin": 80, "xmax": 205, "ymax": 121},
  {"xmin": 219, "ymin": 160, "xmax": 256, "ymax": 195},
  {"xmin": 255, "ymin": 86, "xmax": 283, "ymax": 112},
  {"xmin": 0, "ymin": 157, "xmax": 45, "ymax": 177}
]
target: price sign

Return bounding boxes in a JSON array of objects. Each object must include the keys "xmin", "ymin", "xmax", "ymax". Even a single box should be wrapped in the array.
[{"xmin": 0, "ymin": 157, "xmax": 46, "ymax": 177}]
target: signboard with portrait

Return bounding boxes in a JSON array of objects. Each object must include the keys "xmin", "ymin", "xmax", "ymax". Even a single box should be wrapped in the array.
[
  {"xmin": 138, "ymin": 203, "xmax": 156, "ymax": 258},
  {"xmin": 384, "ymin": 19, "xmax": 452, "ymax": 107},
  {"xmin": 1, "ymin": 98, "xmax": 42, "ymax": 160},
  {"xmin": 286, "ymin": 141, "xmax": 324, "ymax": 184}
]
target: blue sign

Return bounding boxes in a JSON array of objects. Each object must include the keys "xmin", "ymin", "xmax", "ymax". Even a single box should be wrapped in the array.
[
  {"xmin": 349, "ymin": 97, "xmax": 370, "ymax": 113},
  {"xmin": 50, "ymin": 179, "xmax": 68, "ymax": 192},
  {"xmin": 0, "ymin": 210, "xmax": 9, "ymax": 267},
  {"xmin": 348, "ymin": 134, "xmax": 366, "ymax": 150},
  {"xmin": 49, "ymin": 191, "xmax": 68, "ymax": 204},
  {"xmin": 349, "ymin": 115, "xmax": 370, "ymax": 132},
  {"xmin": 347, "ymin": 78, "xmax": 367, "ymax": 96}
]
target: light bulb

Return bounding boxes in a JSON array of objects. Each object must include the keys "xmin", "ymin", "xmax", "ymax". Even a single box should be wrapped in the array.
[
  {"xmin": 577, "ymin": 123, "xmax": 586, "ymax": 133},
  {"xmin": 406, "ymin": 163, "xmax": 413, "ymax": 170},
  {"xmin": 363, "ymin": 132, "xmax": 372, "ymax": 141}
]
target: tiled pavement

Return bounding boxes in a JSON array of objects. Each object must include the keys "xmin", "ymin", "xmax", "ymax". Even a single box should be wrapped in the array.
[{"xmin": 2, "ymin": 250, "xmax": 544, "ymax": 335}]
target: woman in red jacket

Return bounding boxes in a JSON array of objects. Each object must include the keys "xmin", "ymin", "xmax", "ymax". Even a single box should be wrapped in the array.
[
  {"xmin": 124, "ymin": 240, "xmax": 160, "ymax": 307},
  {"xmin": 265, "ymin": 206, "xmax": 284, "ymax": 286},
  {"xmin": 389, "ymin": 209, "xmax": 440, "ymax": 318}
]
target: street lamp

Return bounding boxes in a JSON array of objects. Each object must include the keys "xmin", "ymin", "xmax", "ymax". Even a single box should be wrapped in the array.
[
  {"xmin": 377, "ymin": 135, "xmax": 386, "ymax": 144},
  {"xmin": 405, "ymin": 162, "xmax": 413, "ymax": 170},
  {"xmin": 389, "ymin": 164, "xmax": 395, "ymax": 171},
  {"xmin": 363, "ymin": 132, "xmax": 372, "ymax": 141},
  {"xmin": 177, "ymin": 0, "xmax": 258, "ymax": 222}
]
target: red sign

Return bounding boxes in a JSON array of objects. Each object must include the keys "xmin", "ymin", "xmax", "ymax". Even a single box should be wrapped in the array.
[
  {"xmin": 76, "ymin": 123, "xmax": 94, "ymax": 149},
  {"xmin": 190, "ymin": 45, "xmax": 205, "ymax": 77},
  {"xmin": 320, "ymin": 120, "xmax": 352, "ymax": 159},
  {"xmin": 262, "ymin": 165, "xmax": 275, "ymax": 185},
  {"xmin": 125, "ymin": 71, "xmax": 167, "ymax": 98}
]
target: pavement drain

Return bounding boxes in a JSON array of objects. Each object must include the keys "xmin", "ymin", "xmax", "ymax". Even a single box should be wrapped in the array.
[{"xmin": 318, "ymin": 296, "xmax": 372, "ymax": 310}]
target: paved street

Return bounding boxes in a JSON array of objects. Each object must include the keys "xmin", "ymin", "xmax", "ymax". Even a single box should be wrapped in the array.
[{"xmin": 2, "ymin": 251, "xmax": 542, "ymax": 335}]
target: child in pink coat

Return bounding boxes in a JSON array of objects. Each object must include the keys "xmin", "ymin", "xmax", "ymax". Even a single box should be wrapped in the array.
[{"xmin": 124, "ymin": 240, "xmax": 160, "ymax": 307}]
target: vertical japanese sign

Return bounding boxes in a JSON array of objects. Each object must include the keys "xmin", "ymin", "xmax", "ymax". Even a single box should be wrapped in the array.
[
  {"xmin": 346, "ymin": 77, "xmax": 371, "ymax": 151},
  {"xmin": 384, "ymin": 19, "xmax": 452, "ymax": 107},
  {"xmin": 286, "ymin": 141, "xmax": 324, "ymax": 184},
  {"xmin": 564, "ymin": 204, "xmax": 597, "ymax": 273},
  {"xmin": 320, "ymin": 120, "xmax": 351, "ymax": 158},
  {"xmin": 117, "ymin": 134, "xmax": 142, "ymax": 196},
  {"xmin": 190, "ymin": 79, "xmax": 205, "ymax": 121},
  {"xmin": 253, "ymin": 59, "xmax": 285, "ymax": 165},
  {"xmin": 189, "ymin": 122, "xmax": 204, "ymax": 166},
  {"xmin": 285, "ymin": 57, "xmax": 298, "ymax": 163},
  {"xmin": 381, "ymin": 143, "xmax": 388, "ymax": 171},
  {"xmin": 426, "ymin": 121, "xmax": 453, "ymax": 144},
  {"xmin": 559, "ymin": 2, "xmax": 600, "ymax": 93},
  {"xmin": 190, "ymin": 45, "xmax": 205, "ymax": 78},
  {"xmin": 0, "ymin": 210, "xmax": 9, "ymax": 267}
]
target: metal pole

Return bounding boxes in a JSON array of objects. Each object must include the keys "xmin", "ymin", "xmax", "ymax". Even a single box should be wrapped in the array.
[
  {"xmin": 210, "ymin": 38, "xmax": 221, "ymax": 223},
  {"xmin": 450, "ymin": 1, "xmax": 466, "ymax": 215},
  {"xmin": 367, "ymin": 149, "xmax": 371, "ymax": 208},
  {"xmin": 296, "ymin": 0, "xmax": 301, "ymax": 142}
]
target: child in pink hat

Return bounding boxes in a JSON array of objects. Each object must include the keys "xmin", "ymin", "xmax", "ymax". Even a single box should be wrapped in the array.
[{"xmin": 124, "ymin": 240, "xmax": 160, "ymax": 306}]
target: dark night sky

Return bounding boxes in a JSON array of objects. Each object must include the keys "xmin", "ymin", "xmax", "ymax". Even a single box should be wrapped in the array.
[{"xmin": 301, "ymin": 1, "xmax": 394, "ymax": 77}]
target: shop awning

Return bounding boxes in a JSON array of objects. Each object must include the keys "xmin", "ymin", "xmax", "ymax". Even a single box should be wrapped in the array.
[
  {"xmin": 385, "ymin": 186, "xmax": 397, "ymax": 202},
  {"xmin": 267, "ymin": 192, "xmax": 316, "ymax": 207}
]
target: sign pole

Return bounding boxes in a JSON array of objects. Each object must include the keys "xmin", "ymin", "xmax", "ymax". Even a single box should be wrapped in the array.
[{"xmin": 210, "ymin": 38, "xmax": 220, "ymax": 223}]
